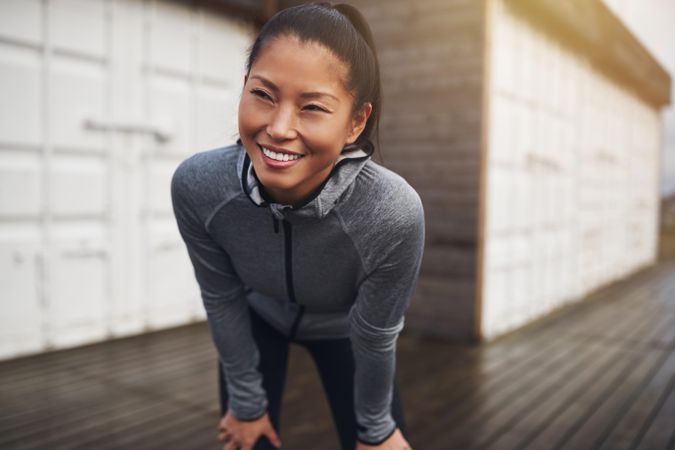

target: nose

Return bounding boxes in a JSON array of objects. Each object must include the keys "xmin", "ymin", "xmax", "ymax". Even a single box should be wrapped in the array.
[{"xmin": 266, "ymin": 106, "xmax": 298, "ymax": 141}]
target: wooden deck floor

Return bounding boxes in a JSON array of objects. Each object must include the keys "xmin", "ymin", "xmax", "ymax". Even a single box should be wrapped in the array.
[{"xmin": 2, "ymin": 259, "xmax": 675, "ymax": 450}]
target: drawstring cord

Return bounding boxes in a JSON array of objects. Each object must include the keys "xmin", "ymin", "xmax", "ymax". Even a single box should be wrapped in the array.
[
  {"xmin": 269, "ymin": 204, "xmax": 291, "ymax": 234},
  {"xmin": 271, "ymin": 213, "xmax": 279, "ymax": 233}
]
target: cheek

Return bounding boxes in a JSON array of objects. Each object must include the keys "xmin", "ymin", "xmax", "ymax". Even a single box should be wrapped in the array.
[
  {"xmin": 300, "ymin": 115, "xmax": 353, "ymax": 150},
  {"xmin": 299, "ymin": 125, "xmax": 341, "ymax": 154},
  {"xmin": 238, "ymin": 97, "xmax": 264, "ymax": 134}
]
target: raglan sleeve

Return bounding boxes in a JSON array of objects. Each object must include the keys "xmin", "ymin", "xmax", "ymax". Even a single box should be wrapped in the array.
[
  {"xmin": 170, "ymin": 157, "xmax": 268, "ymax": 421},
  {"xmin": 348, "ymin": 187, "xmax": 425, "ymax": 445}
]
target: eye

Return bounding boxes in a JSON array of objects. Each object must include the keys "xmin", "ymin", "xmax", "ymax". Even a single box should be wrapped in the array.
[
  {"xmin": 251, "ymin": 88, "xmax": 273, "ymax": 102},
  {"xmin": 303, "ymin": 104, "xmax": 330, "ymax": 113}
]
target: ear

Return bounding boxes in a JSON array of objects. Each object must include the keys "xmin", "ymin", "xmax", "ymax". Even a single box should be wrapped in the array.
[{"xmin": 345, "ymin": 102, "xmax": 373, "ymax": 145}]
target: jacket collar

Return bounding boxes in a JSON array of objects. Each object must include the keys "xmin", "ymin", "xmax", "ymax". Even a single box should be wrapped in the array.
[{"xmin": 236, "ymin": 143, "xmax": 371, "ymax": 220}]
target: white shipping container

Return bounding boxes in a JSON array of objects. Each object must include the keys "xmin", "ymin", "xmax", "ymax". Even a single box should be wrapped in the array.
[
  {"xmin": 0, "ymin": 0, "xmax": 255, "ymax": 360},
  {"xmin": 481, "ymin": 0, "xmax": 663, "ymax": 339}
]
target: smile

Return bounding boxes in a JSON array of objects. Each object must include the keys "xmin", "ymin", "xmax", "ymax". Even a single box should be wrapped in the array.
[
  {"xmin": 258, "ymin": 145, "xmax": 305, "ymax": 169},
  {"xmin": 261, "ymin": 146, "xmax": 304, "ymax": 161}
]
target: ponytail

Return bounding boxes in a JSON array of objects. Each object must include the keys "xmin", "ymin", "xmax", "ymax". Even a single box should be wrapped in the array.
[{"xmin": 333, "ymin": 3, "xmax": 381, "ymax": 158}]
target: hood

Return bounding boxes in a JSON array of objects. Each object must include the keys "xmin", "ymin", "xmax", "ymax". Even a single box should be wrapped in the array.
[{"xmin": 236, "ymin": 143, "xmax": 371, "ymax": 220}]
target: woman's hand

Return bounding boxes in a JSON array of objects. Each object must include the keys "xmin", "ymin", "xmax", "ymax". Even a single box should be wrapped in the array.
[
  {"xmin": 217, "ymin": 411, "xmax": 281, "ymax": 450},
  {"xmin": 356, "ymin": 428, "xmax": 412, "ymax": 450}
]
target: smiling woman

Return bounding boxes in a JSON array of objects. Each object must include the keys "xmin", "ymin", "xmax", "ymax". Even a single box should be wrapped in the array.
[
  {"xmin": 171, "ymin": 3, "xmax": 424, "ymax": 450},
  {"xmin": 239, "ymin": 36, "xmax": 372, "ymax": 205}
]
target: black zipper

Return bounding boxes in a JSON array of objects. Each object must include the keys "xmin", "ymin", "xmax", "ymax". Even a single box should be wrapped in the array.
[
  {"xmin": 282, "ymin": 218, "xmax": 305, "ymax": 339},
  {"xmin": 289, "ymin": 304, "xmax": 305, "ymax": 340}
]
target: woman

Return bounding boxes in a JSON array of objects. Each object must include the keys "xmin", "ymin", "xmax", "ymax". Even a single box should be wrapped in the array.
[{"xmin": 171, "ymin": 3, "xmax": 424, "ymax": 449}]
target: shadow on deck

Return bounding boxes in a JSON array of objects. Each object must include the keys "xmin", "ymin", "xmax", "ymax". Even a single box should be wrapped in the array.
[{"xmin": 1, "ymin": 259, "xmax": 675, "ymax": 450}]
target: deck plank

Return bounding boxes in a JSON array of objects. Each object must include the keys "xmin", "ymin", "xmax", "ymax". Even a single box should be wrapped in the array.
[
  {"xmin": 1, "ymin": 260, "xmax": 674, "ymax": 450},
  {"xmin": 598, "ymin": 350, "xmax": 675, "ymax": 450},
  {"xmin": 634, "ymin": 368, "xmax": 675, "ymax": 450}
]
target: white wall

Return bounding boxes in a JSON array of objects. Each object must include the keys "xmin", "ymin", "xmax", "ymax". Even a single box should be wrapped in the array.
[
  {"xmin": 603, "ymin": 0, "xmax": 675, "ymax": 198},
  {"xmin": 481, "ymin": 0, "xmax": 662, "ymax": 339},
  {"xmin": 0, "ymin": 0, "xmax": 254, "ymax": 360}
]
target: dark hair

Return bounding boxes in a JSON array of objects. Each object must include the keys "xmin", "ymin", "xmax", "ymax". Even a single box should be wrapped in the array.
[{"xmin": 244, "ymin": 2, "xmax": 381, "ymax": 157}]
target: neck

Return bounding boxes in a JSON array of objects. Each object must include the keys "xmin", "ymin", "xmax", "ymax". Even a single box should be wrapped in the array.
[{"xmin": 257, "ymin": 163, "xmax": 336, "ymax": 207}]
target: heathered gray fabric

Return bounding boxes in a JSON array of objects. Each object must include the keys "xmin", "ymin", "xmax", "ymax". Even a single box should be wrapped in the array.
[{"xmin": 170, "ymin": 143, "xmax": 425, "ymax": 444}]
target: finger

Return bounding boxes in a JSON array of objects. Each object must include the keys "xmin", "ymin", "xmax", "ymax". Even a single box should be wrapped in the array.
[
  {"xmin": 218, "ymin": 431, "xmax": 234, "ymax": 444},
  {"xmin": 217, "ymin": 425, "xmax": 229, "ymax": 435},
  {"xmin": 218, "ymin": 416, "xmax": 228, "ymax": 430},
  {"xmin": 265, "ymin": 428, "xmax": 282, "ymax": 448}
]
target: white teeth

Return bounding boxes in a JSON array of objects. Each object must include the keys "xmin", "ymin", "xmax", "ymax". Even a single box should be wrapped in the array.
[{"xmin": 261, "ymin": 146, "xmax": 302, "ymax": 162}]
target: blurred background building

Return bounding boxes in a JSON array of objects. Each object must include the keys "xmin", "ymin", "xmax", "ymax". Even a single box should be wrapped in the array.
[
  {"xmin": 0, "ymin": 0, "xmax": 672, "ymax": 360},
  {"xmin": 294, "ymin": 0, "xmax": 672, "ymax": 341},
  {"xmin": 0, "ymin": 0, "xmax": 268, "ymax": 360}
]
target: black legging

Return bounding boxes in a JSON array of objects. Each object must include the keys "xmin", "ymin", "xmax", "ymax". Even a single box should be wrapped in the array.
[{"xmin": 218, "ymin": 305, "xmax": 408, "ymax": 450}]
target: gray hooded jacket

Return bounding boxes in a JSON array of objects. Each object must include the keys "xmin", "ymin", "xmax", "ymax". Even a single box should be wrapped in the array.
[{"xmin": 170, "ymin": 143, "xmax": 425, "ymax": 445}]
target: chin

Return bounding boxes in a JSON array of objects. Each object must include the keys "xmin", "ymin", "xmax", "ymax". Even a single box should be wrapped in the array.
[{"xmin": 257, "ymin": 171, "xmax": 297, "ymax": 190}]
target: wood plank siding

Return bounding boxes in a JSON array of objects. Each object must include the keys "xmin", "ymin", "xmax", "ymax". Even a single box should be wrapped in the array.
[
  {"xmin": 1, "ymin": 258, "xmax": 674, "ymax": 449},
  {"xmin": 349, "ymin": 0, "xmax": 487, "ymax": 341}
]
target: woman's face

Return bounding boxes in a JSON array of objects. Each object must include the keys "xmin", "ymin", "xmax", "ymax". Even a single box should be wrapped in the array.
[{"xmin": 238, "ymin": 35, "xmax": 371, "ymax": 205}]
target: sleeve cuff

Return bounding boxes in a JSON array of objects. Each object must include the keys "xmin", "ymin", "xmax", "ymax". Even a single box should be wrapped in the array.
[
  {"xmin": 357, "ymin": 423, "xmax": 398, "ymax": 446},
  {"xmin": 231, "ymin": 407, "xmax": 267, "ymax": 422}
]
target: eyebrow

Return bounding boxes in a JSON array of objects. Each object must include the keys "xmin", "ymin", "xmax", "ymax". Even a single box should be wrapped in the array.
[{"xmin": 250, "ymin": 75, "xmax": 340, "ymax": 102}]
